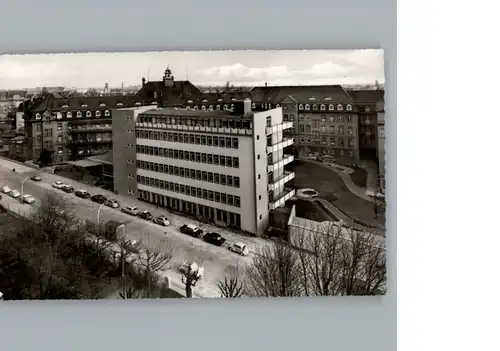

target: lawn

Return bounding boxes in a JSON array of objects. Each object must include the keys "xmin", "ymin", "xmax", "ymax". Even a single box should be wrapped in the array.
[
  {"xmin": 349, "ymin": 168, "xmax": 368, "ymax": 188},
  {"xmin": 293, "ymin": 160, "xmax": 385, "ymax": 228}
]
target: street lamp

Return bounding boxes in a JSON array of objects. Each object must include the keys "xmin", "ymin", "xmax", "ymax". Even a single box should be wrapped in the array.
[
  {"xmin": 20, "ymin": 176, "xmax": 30, "ymax": 202},
  {"xmin": 96, "ymin": 202, "xmax": 106, "ymax": 236}
]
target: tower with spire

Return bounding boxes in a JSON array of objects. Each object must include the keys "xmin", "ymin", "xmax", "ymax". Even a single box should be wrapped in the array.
[{"xmin": 163, "ymin": 66, "xmax": 174, "ymax": 87}]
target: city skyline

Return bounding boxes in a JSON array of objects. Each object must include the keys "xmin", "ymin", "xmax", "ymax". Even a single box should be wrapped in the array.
[{"xmin": 0, "ymin": 50, "xmax": 384, "ymax": 90}]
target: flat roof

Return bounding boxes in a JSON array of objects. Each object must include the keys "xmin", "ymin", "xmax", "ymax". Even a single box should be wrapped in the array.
[
  {"xmin": 140, "ymin": 107, "xmax": 244, "ymax": 118},
  {"xmin": 66, "ymin": 159, "xmax": 102, "ymax": 168}
]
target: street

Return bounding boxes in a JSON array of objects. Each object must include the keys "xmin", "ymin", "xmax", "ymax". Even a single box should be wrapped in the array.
[{"xmin": 0, "ymin": 157, "xmax": 264, "ymax": 298}]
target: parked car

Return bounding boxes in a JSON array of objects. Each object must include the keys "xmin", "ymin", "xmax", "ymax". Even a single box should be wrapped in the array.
[
  {"xmin": 74, "ymin": 189, "xmax": 91, "ymax": 199},
  {"xmin": 153, "ymin": 215, "xmax": 170, "ymax": 226},
  {"xmin": 62, "ymin": 185, "xmax": 74, "ymax": 193},
  {"xmin": 22, "ymin": 194, "xmax": 36, "ymax": 204},
  {"xmin": 90, "ymin": 194, "xmax": 107, "ymax": 204},
  {"xmin": 228, "ymin": 242, "xmax": 250, "ymax": 256},
  {"xmin": 105, "ymin": 199, "xmax": 120, "ymax": 208},
  {"xmin": 52, "ymin": 181, "xmax": 65, "ymax": 189},
  {"xmin": 138, "ymin": 211, "xmax": 153, "ymax": 220},
  {"xmin": 203, "ymin": 232, "xmax": 226, "ymax": 246},
  {"xmin": 9, "ymin": 190, "xmax": 21, "ymax": 199},
  {"xmin": 179, "ymin": 262, "xmax": 204, "ymax": 279},
  {"xmin": 1, "ymin": 185, "xmax": 12, "ymax": 194},
  {"xmin": 121, "ymin": 205, "xmax": 139, "ymax": 216},
  {"xmin": 30, "ymin": 174, "xmax": 42, "ymax": 181},
  {"xmin": 180, "ymin": 224, "xmax": 203, "ymax": 238}
]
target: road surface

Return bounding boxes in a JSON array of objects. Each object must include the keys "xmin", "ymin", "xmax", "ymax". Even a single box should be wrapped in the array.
[{"xmin": 0, "ymin": 158, "xmax": 266, "ymax": 298}]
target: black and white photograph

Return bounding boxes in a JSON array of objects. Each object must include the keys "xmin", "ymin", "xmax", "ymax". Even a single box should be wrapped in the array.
[{"xmin": 0, "ymin": 49, "xmax": 386, "ymax": 300}]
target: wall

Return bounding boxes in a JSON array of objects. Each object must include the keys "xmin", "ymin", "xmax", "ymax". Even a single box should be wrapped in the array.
[{"xmin": 113, "ymin": 106, "xmax": 155, "ymax": 196}]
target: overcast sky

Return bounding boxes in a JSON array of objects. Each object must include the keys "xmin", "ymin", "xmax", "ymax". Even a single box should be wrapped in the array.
[{"xmin": 0, "ymin": 50, "xmax": 384, "ymax": 90}]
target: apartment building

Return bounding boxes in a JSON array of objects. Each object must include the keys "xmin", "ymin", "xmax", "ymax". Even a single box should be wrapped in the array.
[
  {"xmin": 376, "ymin": 100, "xmax": 386, "ymax": 192},
  {"xmin": 22, "ymin": 94, "xmax": 139, "ymax": 163},
  {"xmin": 112, "ymin": 99, "xmax": 295, "ymax": 235}
]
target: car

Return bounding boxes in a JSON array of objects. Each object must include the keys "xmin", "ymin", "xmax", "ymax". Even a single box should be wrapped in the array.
[
  {"xmin": 52, "ymin": 181, "xmax": 65, "ymax": 189},
  {"xmin": 203, "ymin": 232, "xmax": 226, "ymax": 246},
  {"xmin": 228, "ymin": 242, "xmax": 250, "ymax": 256},
  {"xmin": 90, "ymin": 194, "xmax": 107, "ymax": 204},
  {"xmin": 105, "ymin": 199, "xmax": 120, "ymax": 208},
  {"xmin": 22, "ymin": 194, "xmax": 36, "ymax": 204},
  {"xmin": 121, "ymin": 205, "xmax": 139, "ymax": 216},
  {"xmin": 179, "ymin": 262, "xmax": 204, "ymax": 279},
  {"xmin": 180, "ymin": 224, "xmax": 203, "ymax": 238},
  {"xmin": 9, "ymin": 189, "xmax": 21, "ymax": 199},
  {"xmin": 153, "ymin": 215, "xmax": 170, "ymax": 226},
  {"xmin": 1, "ymin": 185, "xmax": 12, "ymax": 194},
  {"xmin": 61, "ymin": 185, "xmax": 74, "ymax": 193},
  {"xmin": 30, "ymin": 174, "xmax": 42, "ymax": 181},
  {"xmin": 74, "ymin": 189, "xmax": 91, "ymax": 199},
  {"xmin": 138, "ymin": 211, "xmax": 153, "ymax": 220}
]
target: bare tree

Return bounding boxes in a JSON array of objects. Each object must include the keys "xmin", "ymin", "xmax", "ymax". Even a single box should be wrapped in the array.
[
  {"xmin": 338, "ymin": 228, "xmax": 386, "ymax": 296},
  {"xmin": 13, "ymin": 193, "xmax": 89, "ymax": 299},
  {"xmin": 136, "ymin": 236, "xmax": 174, "ymax": 297},
  {"xmin": 216, "ymin": 265, "xmax": 245, "ymax": 298},
  {"xmin": 371, "ymin": 196, "xmax": 386, "ymax": 220},
  {"xmin": 244, "ymin": 242, "xmax": 302, "ymax": 297},
  {"xmin": 181, "ymin": 262, "xmax": 202, "ymax": 298}
]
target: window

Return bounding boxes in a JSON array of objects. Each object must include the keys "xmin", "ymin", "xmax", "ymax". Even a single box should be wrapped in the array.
[
  {"xmin": 67, "ymin": 112, "xmax": 72, "ymax": 118},
  {"xmin": 234, "ymin": 196, "xmax": 240, "ymax": 207},
  {"xmin": 305, "ymin": 104, "xmax": 310, "ymax": 111},
  {"xmin": 337, "ymin": 104, "xmax": 343, "ymax": 111},
  {"xmin": 104, "ymin": 110, "xmax": 110, "ymax": 117},
  {"xmin": 329, "ymin": 104, "xmax": 334, "ymax": 111},
  {"xmin": 346, "ymin": 104, "xmax": 352, "ymax": 111},
  {"xmin": 201, "ymin": 106, "xmax": 206, "ymax": 111},
  {"xmin": 233, "ymin": 157, "xmax": 239, "ymax": 168},
  {"xmin": 320, "ymin": 104, "xmax": 326, "ymax": 111},
  {"xmin": 312, "ymin": 104, "xmax": 318, "ymax": 110},
  {"xmin": 76, "ymin": 111, "xmax": 82, "ymax": 118},
  {"xmin": 95, "ymin": 111, "xmax": 101, "ymax": 117},
  {"xmin": 298, "ymin": 104, "xmax": 304, "ymax": 110},
  {"xmin": 86, "ymin": 111, "xmax": 92, "ymax": 117}
]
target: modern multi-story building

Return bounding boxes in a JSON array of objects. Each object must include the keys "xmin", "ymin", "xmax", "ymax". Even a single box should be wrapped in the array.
[
  {"xmin": 112, "ymin": 99, "xmax": 295, "ymax": 235},
  {"xmin": 22, "ymin": 94, "xmax": 140, "ymax": 163}
]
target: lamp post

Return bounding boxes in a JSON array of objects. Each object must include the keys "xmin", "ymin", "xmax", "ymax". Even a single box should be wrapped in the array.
[
  {"xmin": 116, "ymin": 224, "xmax": 127, "ymax": 298},
  {"xmin": 96, "ymin": 202, "xmax": 106, "ymax": 236},
  {"xmin": 20, "ymin": 176, "xmax": 30, "ymax": 202}
]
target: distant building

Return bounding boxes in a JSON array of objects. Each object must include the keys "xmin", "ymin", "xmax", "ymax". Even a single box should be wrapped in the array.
[{"xmin": 0, "ymin": 90, "xmax": 30, "ymax": 119}]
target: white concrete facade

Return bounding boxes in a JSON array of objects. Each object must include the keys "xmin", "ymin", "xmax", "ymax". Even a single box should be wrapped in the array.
[{"xmin": 126, "ymin": 99, "xmax": 295, "ymax": 235}]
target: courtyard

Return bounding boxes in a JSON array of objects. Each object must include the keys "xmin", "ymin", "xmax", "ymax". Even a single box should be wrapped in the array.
[{"xmin": 293, "ymin": 160, "xmax": 385, "ymax": 228}]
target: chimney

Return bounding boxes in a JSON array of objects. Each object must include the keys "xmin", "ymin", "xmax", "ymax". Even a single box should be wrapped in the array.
[
  {"xmin": 142, "ymin": 77, "xmax": 146, "ymax": 86},
  {"xmin": 243, "ymin": 98, "xmax": 252, "ymax": 115},
  {"xmin": 265, "ymin": 82, "xmax": 268, "ymax": 87}
]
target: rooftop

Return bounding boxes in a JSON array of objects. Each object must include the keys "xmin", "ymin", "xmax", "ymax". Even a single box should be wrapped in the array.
[{"xmin": 139, "ymin": 105, "xmax": 250, "ymax": 119}]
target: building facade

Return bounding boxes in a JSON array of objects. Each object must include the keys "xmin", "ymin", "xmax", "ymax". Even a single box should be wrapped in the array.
[
  {"xmin": 112, "ymin": 99, "xmax": 295, "ymax": 235},
  {"xmin": 376, "ymin": 100, "xmax": 386, "ymax": 192},
  {"xmin": 22, "ymin": 94, "xmax": 140, "ymax": 163}
]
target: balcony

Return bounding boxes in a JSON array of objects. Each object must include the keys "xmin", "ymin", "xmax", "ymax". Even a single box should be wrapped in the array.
[
  {"xmin": 266, "ymin": 138, "xmax": 294, "ymax": 153},
  {"xmin": 70, "ymin": 138, "xmax": 112, "ymax": 144},
  {"xmin": 268, "ymin": 154, "xmax": 294, "ymax": 172},
  {"xmin": 135, "ymin": 122, "xmax": 253, "ymax": 136},
  {"xmin": 69, "ymin": 125, "xmax": 112, "ymax": 133},
  {"xmin": 266, "ymin": 121, "xmax": 294, "ymax": 135},
  {"xmin": 269, "ymin": 187, "xmax": 296, "ymax": 210},
  {"xmin": 268, "ymin": 171, "xmax": 295, "ymax": 191}
]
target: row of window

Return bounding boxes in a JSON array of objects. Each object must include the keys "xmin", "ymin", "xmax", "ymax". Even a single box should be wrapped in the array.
[
  {"xmin": 298, "ymin": 103, "xmax": 352, "ymax": 111},
  {"xmin": 137, "ymin": 161, "xmax": 241, "ymax": 188},
  {"xmin": 34, "ymin": 110, "xmax": 112, "ymax": 120},
  {"xmin": 299, "ymin": 136, "xmax": 356, "ymax": 148},
  {"xmin": 299, "ymin": 115, "xmax": 355, "ymax": 123},
  {"xmin": 136, "ymin": 130, "xmax": 240, "ymax": 149},
  {"xmin": 137, "ymin": 115, "xmax": 253, "ymax": 131},
  {"xmin": 299, "ymin": 146, "xmax": 355, "ymax": 157},
  {"xmin": 138, "ymin": 190, "xmax": 242, "ymax": 229},
  {"xmin": 299, "ymin": 125, "xmax": 354, "ymax": 135},
  {"xmin": 136, "ymin": 145, "xmax": 240, "ymax": 168},
  {"xmin": 138, "ymin": 176, "xmax": 241, "ymax": 208}
]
